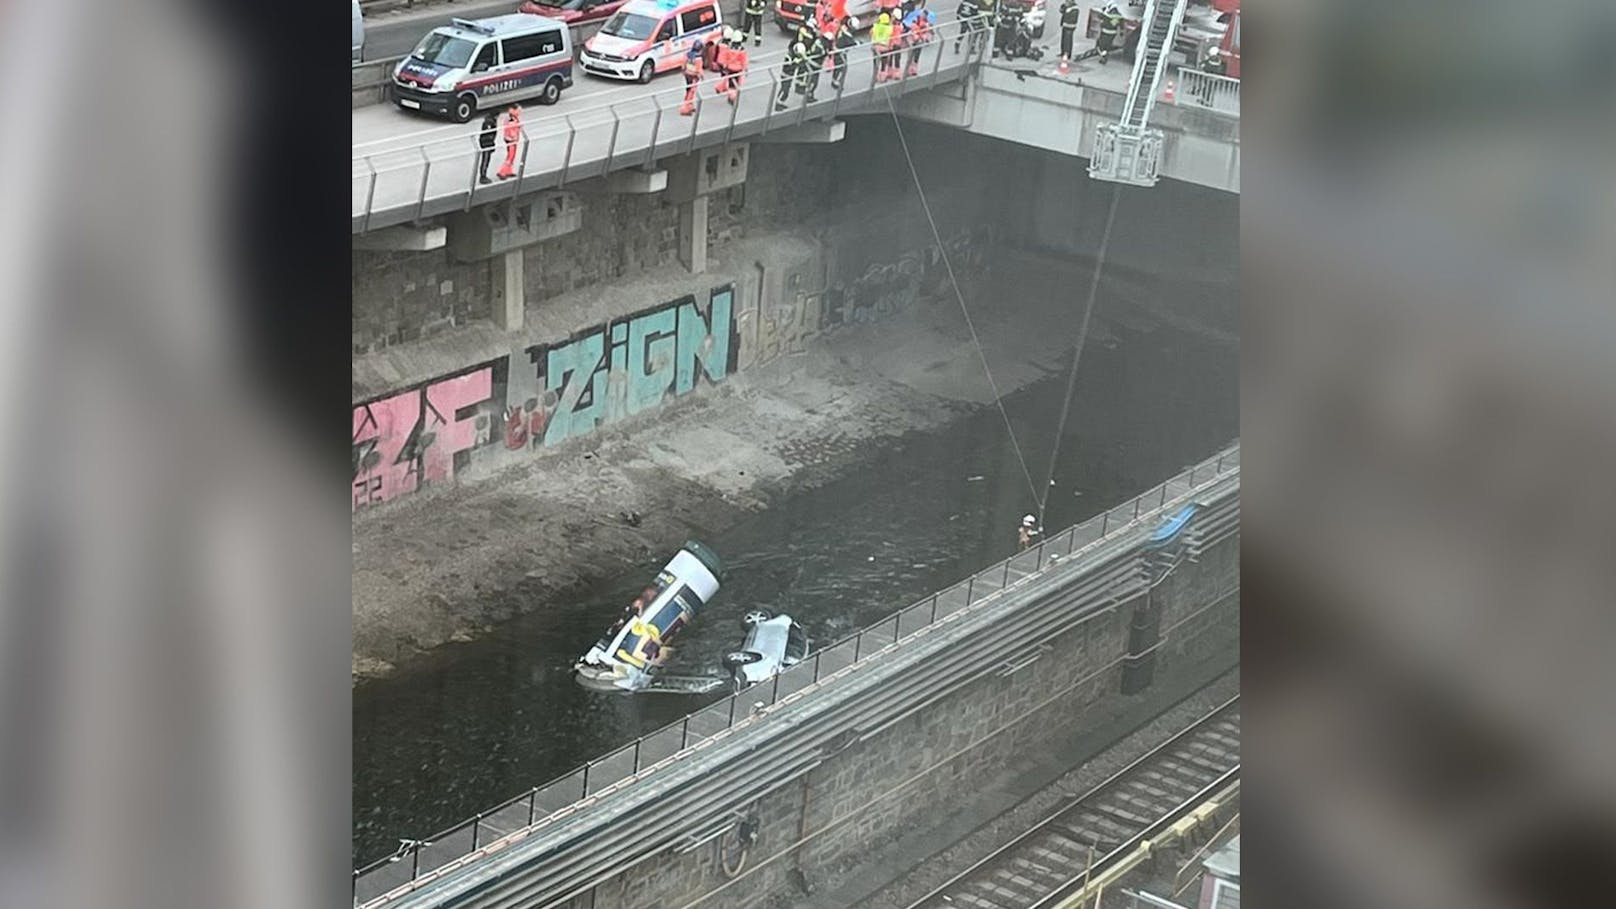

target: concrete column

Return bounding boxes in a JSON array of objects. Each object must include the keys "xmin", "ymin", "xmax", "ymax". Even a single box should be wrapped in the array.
[
  {"xmin": 491, "ymin": 248, "xmax": 525, "ymax": 332},
  {"xmin": 678, "ymin": 195, "xmax": 709, "ymax": 275}
]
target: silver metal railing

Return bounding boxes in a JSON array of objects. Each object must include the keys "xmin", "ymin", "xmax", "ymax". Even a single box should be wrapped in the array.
[
  {"xmin": 1175, "ymin": 68, "xmax": 1240, "ymax": 116},
  {"xmin": 351, "ymin": 15, "xmax": 987, "ymax": 233},
  {"xmin": 352, "ymin": 440, "xmax": 1240, "ymax": 905}
]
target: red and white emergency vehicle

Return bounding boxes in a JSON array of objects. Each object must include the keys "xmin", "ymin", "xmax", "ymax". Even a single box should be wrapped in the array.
[{"xmin": 579, "ymin": 0, "xmax": 724, "ymax": 82}]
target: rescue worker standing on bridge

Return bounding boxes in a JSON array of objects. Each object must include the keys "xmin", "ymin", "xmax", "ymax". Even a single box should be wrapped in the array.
[
  {"xmin": 680, "ymin": 40, "xmax": 705, "ymax": 115},
  {"xmin": 1096, "ymin": 3, "xmax": 1123, "ymax": 59},
  {"xmin": 871, "ymin": 12, "xmax": 896, "ymax": 82},
  {"xmin": 476, "ymin": 110, "xmax": 499, "ymax": 184},
  {"xmin": 903, "ymin": 7, "xmax": 934, "ymax": 77},
  {"xmin": 829, "ymin": 15, "xmax": 858, "ymax": 91},
  {"xmin": 976, "ymin": 0, "xmax": 998, "ymax": 54},
  {"xmin": 495, "ymin": 103, "xmax": 523, "ymax": 179},
  {"xmin": 953, "ymin": 0, "xmax": 979, "ymax": 53},
  {"xmin": 1057, "ymin": 0, "xmax": 1081, "ymax": 62},
  {"xmin": 742, "ymin": 0, "xmax": 767, "ymax": 46},
  {"xmin": 801, "ymin": 28, "xmax": 830, "ymax": 101},
  {"xmin": 776, "ymin": 41, "xmax": 810, "ymax": 110}
]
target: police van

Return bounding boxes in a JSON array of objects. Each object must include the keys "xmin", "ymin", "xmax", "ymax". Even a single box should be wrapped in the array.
[
  {"xmin": 579, "ymin": 0, "xmax": 722, "ymax": 83},
  {"xmin": 392, "ymin": 15, "xmax": 575, "ymax": 122}
]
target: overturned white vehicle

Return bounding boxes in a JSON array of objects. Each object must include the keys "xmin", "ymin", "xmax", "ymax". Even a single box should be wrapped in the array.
[
  {"xmin": 722, "ymin": 610, "xmax": 810, "ymax": 691},
  {"xmin": 575, "ymin": 540, "xmax": 726, "ymax": 693}
]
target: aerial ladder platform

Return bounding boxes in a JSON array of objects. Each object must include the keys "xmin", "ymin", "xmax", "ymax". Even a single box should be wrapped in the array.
[{"xmin": 1088, "ymin": 0, "xmax": 1189, "ymax": 186}]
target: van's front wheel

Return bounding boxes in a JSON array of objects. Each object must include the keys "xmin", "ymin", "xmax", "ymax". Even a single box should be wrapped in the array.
[
  {"xmin": 541, "ymin": 76, "xmax": 563, "ymax": 105},
  {"xmin": 637, "ymin": 59, "xmax": 655, "ymax": 84},
  {"xmin": 451, "ymin": 94, "xmax": 476, "ymax": 123}
]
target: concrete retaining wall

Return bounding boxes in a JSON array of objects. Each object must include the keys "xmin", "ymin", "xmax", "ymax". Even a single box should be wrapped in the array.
[{"xmin": 549, "ymin": 530, "xmax": 1238, "ymax": 909}]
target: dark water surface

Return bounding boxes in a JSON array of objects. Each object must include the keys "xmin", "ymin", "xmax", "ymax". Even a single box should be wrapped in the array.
[{"xmin": 352, "ymin": 319, "xmax": 1237, "ymax": 865}]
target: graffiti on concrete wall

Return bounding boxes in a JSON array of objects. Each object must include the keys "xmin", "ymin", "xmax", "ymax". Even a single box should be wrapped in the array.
[{"xmin": 354, "ymin": 285, "xmax": 737, "ymax": 511}]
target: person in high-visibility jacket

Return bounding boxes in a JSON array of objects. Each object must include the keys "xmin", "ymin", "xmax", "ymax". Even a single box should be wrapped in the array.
[
  {"xmin": 902, "ymin": 7, "xmax": 934, "ymax": 77},
  {"xmin": 871, "ymin": 13, "xmax": 895, "ymax": 82},
  {"xmin": 885, "ymin": 16, "xmax": 906, "ymax": 80},
  {"xmin": 715, "ymin": 28, "xmax": 747, "ymax": 103},
  {"xmin": 495, "ymin": 104, "xmax": 523, "ymax": 179},
  {"xmin": 679, "ymin": 42, "xmax": 704, "ymax": 116},
  {"xmin": 1096, "ymin": 3, "xmax": 1123, "ymax": 55},
  {"xmin": 775, "ymin": 41, "xmax": 811, "ymax": 110},
  {"xmin": 742, "ymin": 0, "xmax": 767, "ymax": 46}
]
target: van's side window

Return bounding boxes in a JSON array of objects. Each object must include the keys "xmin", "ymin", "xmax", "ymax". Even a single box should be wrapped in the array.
[
  {"xmin": 679, "ymin": 5, "xmax": 716, "ymax": 33},
  {"xmin": 501, "ymin": 33, "xmax": 549, "ymax": 63},
  {"xmin": 535, "ymin": 29, "xmax": 563, "ymax": 56},
  {"xmin": 655, "ymin": 19, "xmax": 676, "ymax": 42},
  {"xmin": 472, "ymin": 43, "xmax": 497, "ymax": 71}
]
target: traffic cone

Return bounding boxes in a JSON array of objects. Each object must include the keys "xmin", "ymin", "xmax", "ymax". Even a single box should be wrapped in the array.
[{"xmin": 1162, "ymin": 78, "xmax": 1176, "ymax": 103}]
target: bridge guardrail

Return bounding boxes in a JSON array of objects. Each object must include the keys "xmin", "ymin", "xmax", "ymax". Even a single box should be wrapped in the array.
[
  {"xmin": 352, "ymin": 440, "xmax": 1240, "ymax": 906},
  {"xmin": 351, "ymin": 15, "xmax": 983, "ymax": 233},
  {"xmin": 1175, "ymin": 68, "xmax": 1239, "ymax": 116}
]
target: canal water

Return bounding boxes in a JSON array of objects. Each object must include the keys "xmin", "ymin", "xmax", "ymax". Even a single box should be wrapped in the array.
[{"xmin": 352, "ymin": 317, "xmax": 1237, "ymax": 866}]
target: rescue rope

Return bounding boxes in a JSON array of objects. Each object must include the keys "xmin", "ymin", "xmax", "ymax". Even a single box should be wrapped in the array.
[
  {"xmin": 877, "ymin": 88, "xmax": 1041, "ymax": 511},
  {"xmin": 1037, "ymin": 183, "xmax": 1123, "ymax": 530}
]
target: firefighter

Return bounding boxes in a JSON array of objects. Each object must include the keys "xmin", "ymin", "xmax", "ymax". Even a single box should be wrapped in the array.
[
  {"xmin": 902, "ymin": 7, "xmax": 934, "ymax": 77},
  {"xmin": 1199, "ymin": 45, "xmax": 1225, "ymax": 105},
  {"xmin": 1018, "ymin": 514, "xmax": 1040, "ymax": 551},
  {"xmin": 976, "ymin": 0, "xmax": 998, "ymax": 53},
  {"xmin": 953, "ymin": 0, "xmax": 979, "ymax": 53},
  {"xmin": 870, "ymin": 13, "xmax": 895, "ymax": 82},
  {"xmin": 801, "ymin": 28, "xmax": 829, "ymax": 101},
  {"xmin": 494, "ymin": 103, "xmax": 522, "ymax": 179},
  {"xmin": 712, "ymin": 27, "xmax": 734, "ymax": 97},
  {"xmin": 742, "ymin": 0, "xmax": 767, "ymax": 46},
  {"xmin": 1058, "ymin": 0, "xmax": 1081, "ymax": 61},
  {"xmin": 828, "ymin": 15, "xmax": 858, "ymax": 91},
  {"xmin": 794, "ymin": 17, "xmax": 818, "ymax": 55},
  {"xmin": 775, "ymin": 41, "xmax": 810, "ymax": 110},
  {"xmin": 1096, "ymin": 2, "xmax": 1123, "ymax": 57},
  {"xmin": 679, "ymin": 41, "xmax": 704, "ymax": 116},
  {"xmin": 476, "ymin": 110, "xmax": 498, "ymax": 184}
]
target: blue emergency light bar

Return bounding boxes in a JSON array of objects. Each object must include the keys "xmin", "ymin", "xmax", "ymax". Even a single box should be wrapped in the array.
[{"xmin": 451, "ymin": 18, "xmax": 498, "ymax": 35}]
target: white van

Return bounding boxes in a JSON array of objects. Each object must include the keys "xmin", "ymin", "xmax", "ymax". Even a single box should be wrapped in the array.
[
  {"xmin": 352, "ymin": 0, "xmax": 365, "ymax": 64},
  {"xmin": 392, "ymin": 15, "xmax": 576, "ymax": 122}
]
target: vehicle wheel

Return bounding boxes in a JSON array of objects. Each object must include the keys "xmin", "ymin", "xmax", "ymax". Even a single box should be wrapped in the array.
[
  {"xmin": 637, "ymin": 59, "xmax": 655, "ymax": 84},
  {"xmin": 451, "ymin": 94, "xmax": 476, "ymax": 123},
  {"xmin": 723, "ymin": 651, "xmax": 763, "ymax": 668},
  {"xmin": 541, "ymin": 76, "xmax": 563, "ymax": 105},
  {"xmin": 742, "ymin": 609, "xmax": 773, "ymax": 627}
]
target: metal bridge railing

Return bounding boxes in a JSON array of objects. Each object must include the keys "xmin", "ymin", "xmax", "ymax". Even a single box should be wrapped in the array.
[
  {"xmin": 352, "ymin": 441, "xmax": 1240, "ymax": 906},
  {"xmin": 351, "ymin": 16, "xmax": 984, "ymax": 232},
  {"xmin": 1175, "ymin": 68, "xmax": 1240, "ymax": 116}
]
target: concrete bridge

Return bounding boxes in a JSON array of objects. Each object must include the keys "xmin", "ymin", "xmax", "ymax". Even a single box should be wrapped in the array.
[
  {"xmin": 352, "ymin": 443, "xmax": 1241, "ymax": 909},
  {"xmin": 350, "ymin": 12, "xmax": 1239, "ymax": 239}
]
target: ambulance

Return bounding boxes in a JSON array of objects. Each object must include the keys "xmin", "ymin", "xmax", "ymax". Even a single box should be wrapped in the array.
[
  {"xmin": 579, "ymin": 0, "xmax": 724, "ymax": 83},
  {"xmin": 574, "ymin": 541, "xmax": 726, "ymax": 693}
]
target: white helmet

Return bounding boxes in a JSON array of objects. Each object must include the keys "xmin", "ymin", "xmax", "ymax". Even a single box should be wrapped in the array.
[
  {"xmin": 1208, "ymin": 45, "xmax": 1221, "ymax": 58},
  {"xmin": 848, "ymin": 16, "xmax": 860, "ymax": 28},
  {"xmin": 1023, "ymin": 514, "xmax": 1037, "ymax": 526}
]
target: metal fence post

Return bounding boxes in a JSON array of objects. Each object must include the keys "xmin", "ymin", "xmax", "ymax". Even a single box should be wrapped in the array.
[
  {"xmin": 644, "ymin": 102, "xmax": 664, "ymax": 168},
  {"xmin": 633, "ymin": 736, "xmax": 643, "ymax": 773},
  {"xmin": 853, "ymin": 633, "xmax": 862, "ymax": 662},
  {"xmin": 360, "ymin": 157, "xmax": 379, "ymax": 232},
  {"xmin": 967, "ymin": 576, "xmax": 974, "ymax": 604},
  {"xmin": 510, "ymin": 127, "xmax": 533, "ymax": 200},
  {"xmin": 687, "ymin": 91, "xmax": 704, "ymax": 155},
  {"xmin": 581, "ymin": 763, "xmax": 591, "ymax": 798},
  {"xmin": 1003, "ymin": 558, "xmax": 1011, "ymax": 586},
  {"xmin": 413, "ymin": 147, "xmax": 432, "ymax": 222},
  {"xmin": 528, "ymin": 788, "xmax": 537, "ymax": 825},
  {"xmin": 680, "ymin": 715, "xmax": 690, "ymax": 748},
  {"xmin": 930, "ymin": 594, "xmax": 939, "ymax": 623},
  {"xmin": 1160, "ymin": 484, "xmax": 1168, "ymax": 508},
  {"xmin": 472, "ymin": 815, "xmax": 481, "ymax": 850},
  {"xmin": 728, "ymin": 694, "xmax": 737, "ymax": 727},
  {"xmin": 761, "ymin": 69, "xmax": 780, "ymax": 136},
  {"xmin": 1217, "ymin": 454, "xmax": 1225, "ymax": 474},
  {"xmin": 770, "ymin": 673, "xmax": 781, "ymax": 704},
  {"xmin": 558, "ymin": 115, "xmax": 577, "ymax": 186},
  {"xmin": 813, "ymin": 651, "xmax": 822, "ymax": 682},
  {"xmin": 1134, "ymin": 496, "xmax": 1142, "ymax": 518},
  {"xmin": 602, "ymin": 105, "xmax": 622, "ymax": 175},
  {"xmin": 411, "ymin": 842, "xmax": 421, "ymax": 880},
  {"xmin": 1101, "ymin": 512, "xmax": 1109, "ymax": 535}
]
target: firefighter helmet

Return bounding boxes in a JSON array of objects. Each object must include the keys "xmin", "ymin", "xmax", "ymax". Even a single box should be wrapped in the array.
[{"xmin": 1023, "ymin": 514, "xmax": 1036, "ymax": 526}]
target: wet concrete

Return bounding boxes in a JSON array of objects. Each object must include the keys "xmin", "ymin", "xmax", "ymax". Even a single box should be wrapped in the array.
[{"xmin": 353, "ymin": 317, "xmax": 1237, "ymax": 865}]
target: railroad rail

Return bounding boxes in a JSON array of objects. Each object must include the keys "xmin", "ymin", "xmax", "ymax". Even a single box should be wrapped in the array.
[{"xmin": 904, "ymin": 696, "xmax": 1240, "ymax": 909}]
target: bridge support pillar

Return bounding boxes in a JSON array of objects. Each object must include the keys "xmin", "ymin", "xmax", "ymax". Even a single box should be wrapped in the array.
[
  {"xmin": 677, "ymin": 196, "xmax": 708, "ymax": 274},
  {"xmin": 491, "ymin": 249, "xmax": 525, "ymax": 332}
]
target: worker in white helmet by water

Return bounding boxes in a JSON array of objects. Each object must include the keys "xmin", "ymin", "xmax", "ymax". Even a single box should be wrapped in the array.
[{"xmin": 1018, "ymin": 514, "xmax": 1041, "ymax": 551}]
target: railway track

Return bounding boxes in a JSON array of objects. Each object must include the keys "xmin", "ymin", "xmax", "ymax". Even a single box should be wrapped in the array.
[{"xmin": 905, "ymin": 696, "xmax": 1241, "ymax": 909}]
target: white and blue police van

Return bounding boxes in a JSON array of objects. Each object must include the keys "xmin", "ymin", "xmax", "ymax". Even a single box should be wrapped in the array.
[{"xmin": 392, "ymin": 15, "xmax": 575, "ymax": 122}]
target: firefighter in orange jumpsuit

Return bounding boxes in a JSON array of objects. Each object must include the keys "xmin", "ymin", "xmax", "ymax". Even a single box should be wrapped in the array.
[
  {"xmin": 679, "ymin": 41, "xmax": 705, "ymax": 115},
  {"xmin": 495, "ymin": 103, "xmax": 523, "ymax": 179},
  {"xmin": 724, "ymin": 28, "xmax": 748, "ymax": 103}
]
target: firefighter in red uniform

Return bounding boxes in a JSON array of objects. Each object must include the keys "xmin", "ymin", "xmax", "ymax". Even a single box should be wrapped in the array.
[
  {"xmin": 679, "ymin": 41, "xmax": 705, "ymax": 115},
  {"xmin": 725, "ymin": 28, "xmax": 748, "ymax": 103},
  {"xmin": 494, "ymin": 104, "xmax": 523, "ymax": 179}
]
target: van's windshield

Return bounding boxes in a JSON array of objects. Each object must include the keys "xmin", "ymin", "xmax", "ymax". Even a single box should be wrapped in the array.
[
  {"xmin": 602, "ymin": 11, "xmax": 657, "ymax": 40},
  {"xmin": 413, "ymin": 33, "xmax": 478, "ymax": 67}
]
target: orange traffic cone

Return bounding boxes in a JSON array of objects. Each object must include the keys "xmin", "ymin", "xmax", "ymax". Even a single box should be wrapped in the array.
[{"xmin": 1162, "ymin": 78, "xmax": 1176, "ymax": 103}]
